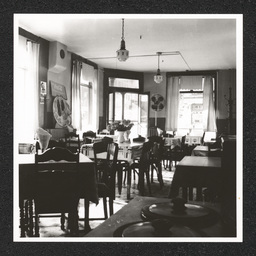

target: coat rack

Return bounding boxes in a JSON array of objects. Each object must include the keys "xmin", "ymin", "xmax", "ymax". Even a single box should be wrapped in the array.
[{"xmin": 224, "ymin": 87, "xmax": 235, "ymax": 134}]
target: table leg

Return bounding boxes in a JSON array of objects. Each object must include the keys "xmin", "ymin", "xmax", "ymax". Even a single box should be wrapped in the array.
[
  {"xmin": 127, "ymin": 166, "xmax": 131, "ymax": 200},
  {"xmin": 84, "ymin": 199, "xmax": 92, "ymax": 233},
  {"xmin": 28, "ymin": 200, "xmax": 34, "ymax": 237},
  {"xmin": 117, "ymin": 164, "xmax": 122, "ymax": 195},
  {"xmin": 19, "ymin": 200, "xmax": 25, "ymax": 237}
]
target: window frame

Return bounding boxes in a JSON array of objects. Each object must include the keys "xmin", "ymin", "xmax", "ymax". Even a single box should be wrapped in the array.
[
  {"xmin": 102, "ymin": 68, "xmax": 144, "ymax": 130},
  {"xmin": 166, "ymin": 70, "xmax": 217, "ymax": 111}
]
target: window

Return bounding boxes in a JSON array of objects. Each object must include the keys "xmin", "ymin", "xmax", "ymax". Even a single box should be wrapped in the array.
[
  {"xmin": 166, "ymin": 74, "xmax": 216, "ymax": 133},
  {"xmin": 15, "ymin": 35, "xmax": 40, "ymax": 142},
  {"xmin": 178, "ymin": 90, "xmax": 204, "ymax": 131},
  {"xmin": 177, "ymin": 76, "xmax": 216, "ymax": 133}
]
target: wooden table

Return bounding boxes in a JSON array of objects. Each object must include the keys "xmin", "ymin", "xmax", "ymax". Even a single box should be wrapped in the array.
[
  {"xmin": 169, "ymin": 156, "xmax": 222, "ymax": 200},
  {"xmin": 191, "ymin": 145, "xmax": 209, "ymax": 156},
  {"xmin": 18, "ymin": 153, "xmax": 98, "ymax": 237},
  {"xmin": 85, "ymin": 196, "xmax": 224, "ymax": 238}
]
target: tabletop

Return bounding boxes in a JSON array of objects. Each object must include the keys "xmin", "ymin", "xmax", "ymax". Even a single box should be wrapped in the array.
[
  {"xmin": 169, "ymin": 156, "xmax": 222, "ymax": 200},
  {"xmin": 178, "ymin": 156, "xmax": 221, "ymax": 168},
  {"xmin": 191, "ymin": 146, "xmax": 209, "ymax": 156},
  {"xmin": 18, "ymin": 153, "xmax": 98, "ymax": 204},
  {"xmin": 18, "ymin": 152, "xmax": 93, "ymax": 165},
  {"xmin": 85, "ymin": 196, "xmax": 224, "ymax": 238}
]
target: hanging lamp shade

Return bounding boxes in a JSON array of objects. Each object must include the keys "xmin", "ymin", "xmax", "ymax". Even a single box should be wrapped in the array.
[
  {"xmin": 116, "ymin": 19, "xmax": 129, "ymax": 62},
  {"xmin": 154, "ymin": 52, "xmax": 163, "ymax": 83}
]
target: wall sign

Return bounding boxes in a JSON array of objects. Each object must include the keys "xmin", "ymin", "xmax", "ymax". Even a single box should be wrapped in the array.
[
  {"xmin": 40, "ymin": 81, "xmax": 47, "ymax": 104},
  {"xmin": 50, "ymin": 81, "xmax": 67, "ymax": 100}
]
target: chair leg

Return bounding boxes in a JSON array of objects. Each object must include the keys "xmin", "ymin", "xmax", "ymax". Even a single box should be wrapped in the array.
[
  {"xmin": 34, "ymin": 213, "xmax": 39, "ymax": 237},
  {"xmin": 109, "ymin": 198, "xmax": 114, "ymax": 216},
  {"xmin": 117, "ymin": 165, "xmax": 123, "ymax": 195},
  {"xmin": 28, "ymin": 200, "xmax": 34, "ymax": 237},
  {"xmin": 151, "ymin": 164, "xmax": 154, "ymax": 183},
  {"xmin": 84, "ymin": 198, "xmax": 91, "ymax": 232},
  {"xmin": 123, "ymin": 169, "xmax": 127, "ymax": 185},
  {"xmin": 103, "ymin": 197, "xmax": 108, "ymax": 219},
  {"xmin": 157, "ymin": 162, "xmax": 164, "ymax": 188},
  {"xmin": 138, "ymin": 169, "xmax": 144, "ymax": 196},
  {"xmin": 61, "ymin": 213, "xmax": 65, "ymax": 230},
  {"xmin": 145, "ymin": 168, "xmax": 152, "ymax": 196}
]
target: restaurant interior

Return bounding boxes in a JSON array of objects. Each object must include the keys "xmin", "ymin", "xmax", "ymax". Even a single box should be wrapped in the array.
[{"xmin": 14, "ymin": 14, "xmax": 242, "ymax": 241}]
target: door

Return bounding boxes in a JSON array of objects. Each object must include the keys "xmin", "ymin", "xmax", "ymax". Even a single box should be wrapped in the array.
[{"xmin": 108, "ymin": 92, "xmax": 149, "ymax": 137}]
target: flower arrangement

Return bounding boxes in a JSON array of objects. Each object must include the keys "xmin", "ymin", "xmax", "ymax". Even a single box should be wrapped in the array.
[{"xmin": 107, "ymin": 120, "xmax": 134, "ymax": 132}]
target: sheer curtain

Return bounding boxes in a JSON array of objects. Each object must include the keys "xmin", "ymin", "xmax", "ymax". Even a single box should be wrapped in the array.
[
  {"xmin": 80, "ymin": 62, "xmax": 99, "ymax": 131},
  {"xmin": 203, "ymin": 76, "xmax": 217, "ymax": 131},
  {"xmin": 71, "ymin": 60, "xmax": 82, "ymax": 131},
  {"xmin": 16, "ymin": 37, "xmax": 40, "ymax": 142},
  {"xmin": 166, "ymin": 77, "xmax": 180, "ymax": 131}
]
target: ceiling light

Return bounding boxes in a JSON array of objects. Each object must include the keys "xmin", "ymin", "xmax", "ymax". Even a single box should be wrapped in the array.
[
  {"xmin": 116, "ymin": 18, "xmax": 129, "ymax": 62},
  {"xmin": 154, "ymin": 52, "xmax": 163, "ymax": 84}
]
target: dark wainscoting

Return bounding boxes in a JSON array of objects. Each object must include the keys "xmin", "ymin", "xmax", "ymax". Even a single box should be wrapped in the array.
[
  {"xmin": 149, "ymin": 118, "xmax": 166, "ymax": 131},
  {"xmin": 217, "ymin": 118, "xmax": 236, "ymax": 135}
]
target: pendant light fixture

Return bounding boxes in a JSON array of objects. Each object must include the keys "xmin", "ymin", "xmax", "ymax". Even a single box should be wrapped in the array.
[
  {"xmin": 154, "ymin": 52, "xmax": 163, "ymax": 84},
  {"xmin": 116, "ymin": 18, "xmax": 129, "ymax": 62}
]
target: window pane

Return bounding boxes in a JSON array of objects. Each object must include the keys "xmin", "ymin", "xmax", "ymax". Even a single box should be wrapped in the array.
[
  {"xmin": 177, "ymin": 92, "xmax": 203, "ymax": 131},
  {"xmin": 114, "ymin": 92, "xmax": 122, "ymax": 120},
  {"xmin": 108, "ymin": 93, "xmax": 113, "ymax": 121},
  {"xmin": 80, "ymin": 85, "xmax": 90, "ymax": 131},
  {"xmin": 124, "ymin": 93, "xmax": 138, "ymax": 121},
  {"xmin": 139, "ymin": 94, "xmax": 148, "ymax": 137},
  {"xmin": 109, "ymin": 77, "xmax": 139, "ymax": 89}
]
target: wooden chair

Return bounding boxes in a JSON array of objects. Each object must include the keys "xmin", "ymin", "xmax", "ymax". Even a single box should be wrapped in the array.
[
  {"xmin": 92, "ymin": 141, "xmax": 119, "ymax": 219},
  {"xmin": 34, "ymin": 147, "xmax": 80, "ymax": 237},
  {"xmin": 148, "ymin": 127, "xmax": 158, "ymax": 137},
  {"xmin": 208, "ymin": 137, "xmax": 222, "ymax": 157},
  {"xmin": 162, "ymin": 135, "xmax": 187, "ymax": 169},
  {"xmin": 65, "ymin": 132, "xmax": 80, "ymax": 153},
  {"xmin": 130, "ymin": 141, "xmax": 153, "ymax": 196},
  {"xmin": 170, "ymin": 135, "xmax": 186, "ymax": 166},
  {"xmin": 148, "ymin": 136, "xmax": 164, "ymax": 188}
]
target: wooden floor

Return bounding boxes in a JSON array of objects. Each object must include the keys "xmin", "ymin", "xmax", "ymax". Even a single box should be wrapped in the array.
[{"xmin": 30, "ymin": 166, "xmax": 175, "ymax": 237}]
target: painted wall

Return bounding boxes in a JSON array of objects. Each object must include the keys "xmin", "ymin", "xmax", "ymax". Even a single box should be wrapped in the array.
[
  {"xmin": 45, "ymin": 52, "xmax": 72, "ymax": 128},
  {"xmin": 216, "ymin": 69, "xmax": 236, "ymax": 134}
]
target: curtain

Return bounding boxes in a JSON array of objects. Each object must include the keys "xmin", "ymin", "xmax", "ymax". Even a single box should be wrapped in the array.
[
  {"xmin": 71, "ymin": 60, "xmax": 82, "ymax": 131},
  {"xmin": 16, "ymin": 38, "xmax": 40, "ymax": 142},
  {"xmin": 203, "ymin": 76, "xmax": 217, "ymax": 131},
  {"xmin": 166, "ymin": 77, "xmax": 180, "ymax": 131},
  {"xmin": 81, "ymin": 62, "xmax": 99, "ymax": 131}
]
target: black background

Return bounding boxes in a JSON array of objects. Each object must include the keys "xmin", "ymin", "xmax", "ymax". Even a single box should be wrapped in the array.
[{"xmin": 1, "ymin": 1, "xmax": 255, "ymax": 255}]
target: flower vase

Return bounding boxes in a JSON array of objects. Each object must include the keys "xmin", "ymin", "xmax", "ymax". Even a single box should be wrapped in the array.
[
  {"xmin": 117, "ymin": 131, "xmax": 125, "ymax": 143},
  {"xmin": 124, "ymin": 130, "xmax": 131, "ymax": 142}
]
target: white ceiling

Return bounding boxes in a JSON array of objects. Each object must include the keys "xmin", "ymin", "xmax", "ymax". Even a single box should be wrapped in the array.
[{"xmin": 16, "ymin": 14, "xmax": 237, "ymax": 73}]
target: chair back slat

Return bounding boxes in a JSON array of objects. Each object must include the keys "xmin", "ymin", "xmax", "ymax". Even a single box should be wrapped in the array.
[{"xmin": 65, "ymin": 133, "xmax": 80, "ymax": 153}]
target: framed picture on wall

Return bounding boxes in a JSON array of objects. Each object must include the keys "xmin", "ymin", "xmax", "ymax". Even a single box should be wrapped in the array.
[{"xmin": 50, "ymin": 81, "xmax": 67, "ymax": 100}]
